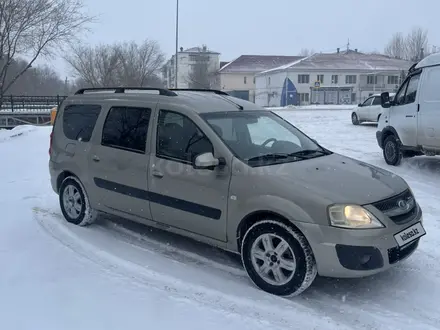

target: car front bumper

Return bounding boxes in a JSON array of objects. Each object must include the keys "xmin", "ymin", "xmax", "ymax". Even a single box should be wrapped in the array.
[{"xmin": 295, "ymin": 205, "xmax": 424, "ymax": 278}]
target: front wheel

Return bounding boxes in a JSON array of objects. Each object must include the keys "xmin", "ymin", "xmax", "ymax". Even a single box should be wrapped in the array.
[
  {"xmin": 241, "ymin": 221, "xmax": 317, "ymax": 297},
  {"xmin": 383, "ymin": 135, "xmax": 402, "ymax": 166}
]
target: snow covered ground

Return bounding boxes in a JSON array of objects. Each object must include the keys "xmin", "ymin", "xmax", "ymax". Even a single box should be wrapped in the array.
[{"xmin": 1, "ymin": 110, "xmax": 439, "ymax": 330}]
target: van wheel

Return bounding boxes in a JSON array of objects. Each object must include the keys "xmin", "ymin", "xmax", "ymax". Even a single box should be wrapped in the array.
[
  {"xmin": 241, "ymin": 220, "xmax": 317, "ymax": 297},
  {"xmin": 351, "ymin": 113, "xmax": 360, "ymax": 125},
  {"xmin": 383, "ymin": 135, "xmax": 402, "ymax": 166},
  {"xmin": 59, "ymin": 176, "xmax": 98, "ymax": 226}
]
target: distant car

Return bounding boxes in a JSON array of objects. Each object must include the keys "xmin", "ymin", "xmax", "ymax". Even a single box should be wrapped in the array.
[{"xmin": 351, "ymin": 93, "xmax": 395, "ymax": 125}]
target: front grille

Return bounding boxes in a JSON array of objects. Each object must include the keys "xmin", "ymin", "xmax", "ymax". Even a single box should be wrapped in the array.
[
  {"xmin": 388, "ymin": 239, "xmax": 419, "ymax": 264},
  {"xmin": 371, "ymin": 189, "xmax": 418, "ymax": 225}
]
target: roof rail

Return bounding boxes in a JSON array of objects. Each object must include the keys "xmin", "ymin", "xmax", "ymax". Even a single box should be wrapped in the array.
[
  {"xmin": 169, "ymin": 88, "xmax": 229, "ymax": 95},
  {"xmin": 74, "ymin": 87, "xmax": 177, "ymax": 96}
]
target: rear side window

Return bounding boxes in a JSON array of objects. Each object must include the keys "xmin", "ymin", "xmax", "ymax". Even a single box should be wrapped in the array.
[
  {"xmin": 63, "ymin": 104, "xmax": 101, "ymax": 142},
  {"xmin": 101, "ymin": 106, "xmax": 151, "ymax": 153}
]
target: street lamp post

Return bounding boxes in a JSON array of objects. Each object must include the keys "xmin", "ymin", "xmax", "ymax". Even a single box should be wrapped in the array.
[{"xmin": 175, "ymin": 0, "xmax": 179, "ymax": 88}]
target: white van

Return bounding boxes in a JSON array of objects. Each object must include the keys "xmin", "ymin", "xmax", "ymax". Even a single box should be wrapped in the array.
[{"xmin": 376, "ymin": 52, "xmax": 440, "ymax": 166}]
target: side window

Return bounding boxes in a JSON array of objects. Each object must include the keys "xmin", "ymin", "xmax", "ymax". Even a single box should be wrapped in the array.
[
  {"xmin": 157, "ymin": 110, "xmax": 213, "ymax": 162},
  {"xmin": 101, "ymin": 106, "xmax": 151, "ymax": 153},
  {"xmin": 404, "ymin": 74, "xmax": 420, "ymax": 104},
  {"xmin": 362, "ymin": 97, "xmax": 373, "ymax": 106},
  {"xmin": 372, "ymin": 96, "xmax": 382, "ymax": 105},
  {"xmin": 422, "ymin": 68, "xmax": 440, "ymax": 101},
  {"xmin": 394, "ymin": 79, "xmax": 409, "ymax": 106},
  {"xmin": 63, "ymin": 104, "xmax": 101, "ymax": 142}
]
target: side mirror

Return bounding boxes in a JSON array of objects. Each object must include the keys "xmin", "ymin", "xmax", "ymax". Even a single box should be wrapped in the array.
[
  {"xmin": 358, "ymin": 103, "xmax": 362, "ymax": 107},
  {"xmin": 193, "ymin": 152, "xmax": 219, "ymax": 170},
  {"xmin": 380, "ymin": 92, "xmax": 391, "ymax": 108}
]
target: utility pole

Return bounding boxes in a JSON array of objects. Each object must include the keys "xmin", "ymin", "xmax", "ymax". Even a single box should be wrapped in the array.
[{"xmin": 174, "ymin": 0, "xmax": 179, "ymax": 88}]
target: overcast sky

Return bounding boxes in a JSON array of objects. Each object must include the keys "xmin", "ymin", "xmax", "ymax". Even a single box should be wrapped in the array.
[{"xmin": 45, "ymin": 0, "xmax": 439, "ymax": 78}]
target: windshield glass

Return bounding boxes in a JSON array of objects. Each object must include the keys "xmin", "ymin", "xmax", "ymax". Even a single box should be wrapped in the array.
[{"xmin": 201, "ymin": 111, "xmax": 330, "ymax": 166}]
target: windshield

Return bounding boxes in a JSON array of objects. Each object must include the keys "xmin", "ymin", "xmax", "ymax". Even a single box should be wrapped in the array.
[{"xmin": 201, "ymin": 111, "xmax": 330, "ymax": 166}]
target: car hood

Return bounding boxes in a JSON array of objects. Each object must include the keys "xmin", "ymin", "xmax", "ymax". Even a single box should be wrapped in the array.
[{"xmin": 265, "ymin": 153, "xmax": 408, "ymax": 205}]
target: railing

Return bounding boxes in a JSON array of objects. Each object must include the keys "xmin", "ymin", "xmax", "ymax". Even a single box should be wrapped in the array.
[{"xmin": 0, "ymin": 95, "xmax": 67, "ymax": 113}]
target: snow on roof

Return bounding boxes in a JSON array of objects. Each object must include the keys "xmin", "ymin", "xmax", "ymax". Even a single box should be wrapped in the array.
[
  {"xmin": 415, "ymin": 52, "xmax": 440, "ymax": 69},
  {"xmin": 182, "ymin": 47, "xmax": 220, "ymax": 54},
  {"xmin": 258, "ymin": 50, "xmax": 412, "ymax": 75},
  {"xmin": 218, "ymin": 55, "xmax": 304, "ymax": 73}
]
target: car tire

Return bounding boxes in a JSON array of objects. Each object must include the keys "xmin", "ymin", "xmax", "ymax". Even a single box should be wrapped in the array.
[
  {"xmin": 383, "ymin": 135, "xmax": 402, "ymax": 166},
  {"xmin": 351, "ymin": 112, "xmax": 360, "ymax": 125},
  {"xmin": 59, "ymin": 176, "xmax": 98, "ymax": 226},
  {"xmin": 241, "ymin": 220, "xmax": 317, "ymax": 297}
]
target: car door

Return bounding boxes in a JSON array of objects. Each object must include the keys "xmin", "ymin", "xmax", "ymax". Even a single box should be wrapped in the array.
[
  {"xmin": 369, "ymin": 96, "xmax": 383, "ymax": 121},
  {"xmin": 389, "ymin": 73, "xmax": 420, "ymax": 147},
  {"xmin": 417, "ymin": 66, "xmax": 440, "ymax": 148},
  {"xmin": 148, "ymin": 106, "xmax": 230, "ymax": 242},
  {"xmin": 358, "ymin": 97, "xmax": 373, "ymax": 120},
  {"xmin": 88, "ymin": 102, "xmax": 155, "ymax": 221}
]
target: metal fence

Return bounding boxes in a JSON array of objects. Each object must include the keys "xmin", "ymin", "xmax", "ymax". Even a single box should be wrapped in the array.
[{"xmin": 0, "ymin": 95, "xmax": 67, "ymax": 113}]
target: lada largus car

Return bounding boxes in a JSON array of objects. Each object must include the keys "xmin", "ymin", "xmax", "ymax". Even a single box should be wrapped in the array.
[{"xmin": 49, "ymin": 87, "xmax": 425, "ymax": 296}]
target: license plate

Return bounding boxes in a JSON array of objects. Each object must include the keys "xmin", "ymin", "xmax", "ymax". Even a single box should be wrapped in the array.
[{"xmin": 394, "ymin": 222, "xmax": 426, "ymax": 247}]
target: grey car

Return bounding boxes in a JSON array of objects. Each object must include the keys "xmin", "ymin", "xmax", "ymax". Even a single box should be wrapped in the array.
[{"xmin": 49, "ymin": 87, "xmax": 426, "ymax": 297}]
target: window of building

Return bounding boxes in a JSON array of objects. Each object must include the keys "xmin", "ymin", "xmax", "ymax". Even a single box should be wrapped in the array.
[
  {"xmin": 316, "ymin": 75, "xmax": 324, "ymax": 83},
  {"xmin": 244, "ymin": 76, "xmax": 247, "ymax": 84},
  {"xmin": 299, "ymin": 93, "xmax": 309, "ymax": 103},
  {"xmin": 346, "ymin": 75, "xmax": 357, "ymax": 84},
  {"xmin": 268, "ymin": 77, "xmax": 271, "ymax": 85},
  {"xmin": 101, "ymin": 106, "xmax": 151, "ymax": 153},
  {"xmin": 156, "ymin": 110, "xmax": 213, "ymax": 163},
  {"xmin": 331, "ymin": 75, "xmax": 338, "ymax": 84},
  {"xmin": 63, "ymin": 104, "xmax": 101, "ymax": 142},
  {"xmin": 298, "ymin": 75, "xmax": 310, "ymax": 84},
  {"xmin": 367, "ymin": 75, "xmax": 377, "ymax": 84},
  {"xmin": 253, "ymin": 76, "xmax": 256, "ymax": 84},
  {"xmin": 387, "ymin": 76, "xmax": 399, "ymax": 85}
]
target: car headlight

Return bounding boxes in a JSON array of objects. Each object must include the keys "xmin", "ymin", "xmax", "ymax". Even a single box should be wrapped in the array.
[{"xmin": 328, "ymin": 204, "xmax": 384, "ymax": 229}]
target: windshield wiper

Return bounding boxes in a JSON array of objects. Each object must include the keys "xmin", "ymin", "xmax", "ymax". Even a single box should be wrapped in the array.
[
  {"xmin": 247, "ymin": 153, "xmax": 293, "ymax": 162},
  {"xmin": 288, "ymin": 149, "xmax": 330, "ymax": 157}
]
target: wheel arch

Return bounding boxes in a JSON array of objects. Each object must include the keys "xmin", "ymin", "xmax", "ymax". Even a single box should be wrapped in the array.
[
  {"xmin": 56, "ymin": 170, "xmax": 79, "ymax": 193},
  {"xmin": 381, "ymin": 126, "xmax": 401, "ymax": 146},
  {"xmin": 236, "ymin": 210, "xmax": 308, "ymax": 252}
]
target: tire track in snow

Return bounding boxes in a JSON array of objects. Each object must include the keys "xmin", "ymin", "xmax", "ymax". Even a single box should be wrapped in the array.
[{"xmin": 33, "ymin": 207, "xmax": 349, "ymax": 330}]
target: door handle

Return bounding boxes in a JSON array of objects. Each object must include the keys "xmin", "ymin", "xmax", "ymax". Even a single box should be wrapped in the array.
[
  {"xmin": 152, "ymin": 170, "xmax": 164, "ymax": 178},
  {"xmin": 405, "ymin": 115, "xmax": 415, "ymax": 118},
  {"xmin": 92, "ymin": 155, "xmax": 100, "ymax": 162}
]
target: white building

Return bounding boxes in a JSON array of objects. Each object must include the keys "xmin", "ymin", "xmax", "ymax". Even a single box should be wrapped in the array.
[
  {"xmin": 255, "ymin": 49, "xmax": 413, "ymax": 107},
  {"xmin": 217, "ymin": 55, "xmax": 303, "ymax": 102},
  {"xmin": 163, "ymin": 46, "xmax": 220, "ymax": 89}
]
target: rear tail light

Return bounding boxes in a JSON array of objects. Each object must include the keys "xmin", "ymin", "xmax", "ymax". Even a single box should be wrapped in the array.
[{"xmin": 49, "ymin": 132, "xmax": 53, "ymax": 155}]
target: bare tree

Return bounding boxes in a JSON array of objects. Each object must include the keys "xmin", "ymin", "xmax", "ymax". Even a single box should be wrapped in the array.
[
  {"xmin": 405, "ymin": 27, "xmax": 428, "ymax": 61},
  {"xmin": 116, "ymin": 40, "xmax": 164, "ymax": 86},
  {"xmin": 65, "ymin": 43, "xmax": 121, "ymax": 87},
  {"xmin": 0, "ymin": 0, "xmax": 94, "ymax": 99},
  {"xmin": 298, "ymin": 48, "xmax": 315, "ymax": 57},
  {"xmin": 384, "ymin": 27, "xmax": 429, "ymax": 61},
  {"xmin": 384, "ymin": 32, "xmax": 406, "ymax": 59},
  {"xmin": 65, "ymin": 40, "xmax": 165, "ymax": 88},
  {"xmin": 186, "ymin": 46, "xmax": 218, "ymax": 89}
]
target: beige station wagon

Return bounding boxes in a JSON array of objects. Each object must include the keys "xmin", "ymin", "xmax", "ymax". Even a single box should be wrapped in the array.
[{"xmin": 49, "ymin": 87, "xmax": 425, "ymax": 296}]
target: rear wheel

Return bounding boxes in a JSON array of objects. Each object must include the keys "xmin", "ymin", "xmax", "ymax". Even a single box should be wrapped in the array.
[
  {"xmin": 59, "ymin": 176, "xmax": 98, "ymax": 226},
  {"xmin": 241, "ymin": 220, "xmax": 317, "ymax": 297},
  {"xmin": 383, "ymin": 135, "xmax": 402, "ymax": 166},
  {"xmin": 351, "ymin": 112, "xmax": 360, "ymax": 125}
]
